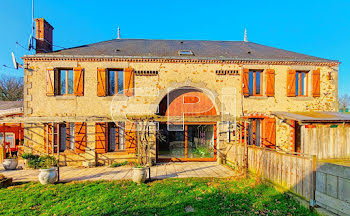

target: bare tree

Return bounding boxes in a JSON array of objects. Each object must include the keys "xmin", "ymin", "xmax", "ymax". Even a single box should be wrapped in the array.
[
  {"xmin": 0, "ymin": 76, "xmax": 23, "ymax": 101},
  {"xmin": 339, "ymin": 94, "xmax": 350, "ymax": 112}
]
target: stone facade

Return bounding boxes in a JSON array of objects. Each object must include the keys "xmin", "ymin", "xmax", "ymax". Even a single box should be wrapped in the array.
[{"xmin": 22, "ymin": 58, "xmax": 339, "ymax": 165}]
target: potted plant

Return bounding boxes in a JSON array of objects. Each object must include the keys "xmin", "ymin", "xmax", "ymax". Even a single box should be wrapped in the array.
[
  {"xmin": 132, "ymin": 163, "xmax": 147, "ymax": 184},
  {"xmin": 132, "ymin": 120, "xmax": 152, "ymax": 184},
  {"xmin": 37, "ymin": 156, "xmax": 57, "ymax": 185},
  {"xmin": 21, "ymin": 153, "xmax": 39, "ymax": 168},
  {"xmin": 2, "ymin": 154, "xmax": 18, "ymax": 170}
]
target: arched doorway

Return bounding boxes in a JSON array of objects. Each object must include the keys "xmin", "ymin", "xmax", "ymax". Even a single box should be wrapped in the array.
[{"xmin": 157, "ymin": 87, "xmax": 217, "ymax": 162}]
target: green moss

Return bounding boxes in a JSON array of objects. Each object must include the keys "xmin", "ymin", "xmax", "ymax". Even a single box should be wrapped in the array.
[{"xmin": 0, "ymin": 177, "xmax": 318, "ymax": 216}]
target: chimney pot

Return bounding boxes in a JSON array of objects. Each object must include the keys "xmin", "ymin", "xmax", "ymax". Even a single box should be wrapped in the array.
[{"xmin": 35, "ymin": 18, "xmax": 54, "ymax": 53}]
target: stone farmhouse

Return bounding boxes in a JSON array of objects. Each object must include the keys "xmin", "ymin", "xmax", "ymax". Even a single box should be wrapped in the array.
[{"xmin": 9, "ymin": 18, "xmax": 348, "ymax": 167}]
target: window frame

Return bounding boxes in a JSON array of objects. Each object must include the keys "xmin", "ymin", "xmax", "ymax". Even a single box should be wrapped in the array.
[
  {"xmin": 107, "ymin": 122, "xmax": 126, "ymax": 152},
  {"xmin": 248, "ymin": 70, "xmax": 263, "ymax": 96},
  {"xmin": 58, "ymin": 68, "xmax": 74, "ymax": 96},
  {"xmin": 58, "ymin": 123, "xmax": 75, "ymax": 152},
  {"xmin": 295, "ymin": 71, "xmax": 309, "ymax": 97},
  {"xmin": 248, "ymin": 118, "xmax": 262, "ymax": 147},
  {"xmin": 107, "ymin": 69, "xmax": 124, "ymax": 96}
]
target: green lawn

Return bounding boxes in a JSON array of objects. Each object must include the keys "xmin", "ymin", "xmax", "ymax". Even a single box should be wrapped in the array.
[{"xmin": 0, "ymin": 177, "xmax": 317, "ymax": 216}]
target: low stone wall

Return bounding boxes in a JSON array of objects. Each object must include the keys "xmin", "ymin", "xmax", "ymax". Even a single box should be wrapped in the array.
[{"xmin": 316, "ymin": 161, "xmax": 350, "ymax": 215}]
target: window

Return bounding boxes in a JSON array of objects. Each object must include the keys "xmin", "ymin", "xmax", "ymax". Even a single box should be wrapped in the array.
[
  {"xmin": 248, "ymin": 119, "xmax": 262, "ymax": 147},
  {"xmin": 248, "ymin": 70, "xmax": 263, "ymax": 96},
  {"xmin": 108, "ymin": 122, "xmax": 125, "ymax": 152},
  {"xmin": 178, "ymin": 50, "xmax": 194, "ymax": 56},
  {"xmin": 69, "ymin": 123, "xmax": 75, "ymax": 150},
  {"xmin": 59, "ymin": 69, "xmax": 74, "ymax": 95},
  {"xmin": 0, "ymin": 133, "xmax": 15, "ymax": 148},
  {"xmin": 295, "ymin": 71, "xmax": 308, "ymax": 96},
  {"xmin": 108, "ymin": 70, "xmax": 124, "ymax": 96},
  {"xmin": 58, "ymin": 123, "xmax": 75, "ymax": 152}
]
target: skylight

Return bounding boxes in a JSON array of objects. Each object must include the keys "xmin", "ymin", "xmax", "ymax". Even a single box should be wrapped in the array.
[{"xmin": 178, "ymin": 50, "xmax": 194, "ymax": 56}]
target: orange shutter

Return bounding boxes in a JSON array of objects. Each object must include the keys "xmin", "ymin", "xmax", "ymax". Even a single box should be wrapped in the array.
[
  {"xmin": 46, "ymin": 68, "xmax": 55, "ymax": 96},
  {"xmin": 45, "ymin": 123, "xmax": 53, "ymax": 153},
  {"xmin": 95, "ymin": 122, "xmax": 107, "ymax": 153},
  {"xmin": 287, "ymin": 69, "xmax": 296, "ymax": 97},
  {"xmin": 242, "ymin": 68, "xmax": 249, "ymax": 96},
  {"xmin": 312, "ymin": 68, "xmax": 320, "ymax": 97},
  {"xmin": 125, "ymin": 121, "xmax": 137, "ymax": 153},
  {"xmin": 97, "ymin": 68, "xmax": 106, "ymax": 96},
  {"xmin": 73, "ymin": 67, "xmax": 84, "ymax": 96},
  {"xmin": 124, "ymin": 68, "xmax": 134, "ymax": 96},
  {"xmin": 75, "ymin": 122, "xmax": 86, "ymax": 153},
  {"xmin": 266, "ymin": 69, "xmax": 275, "ymax": 96},
  {"xmin": 264, "ymin": 118, "xmax": 276, "ymax": 149}
]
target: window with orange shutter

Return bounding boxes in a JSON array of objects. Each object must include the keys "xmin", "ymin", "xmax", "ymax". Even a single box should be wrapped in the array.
[
  {"xmin": 295, "ymin": 71, "xmax": 308, "ymax": 96},
  {"xmin": 248, "ymin": 70, "xmax": 263, "ymax": 96},
  {"xmin": 46, "ymin": 67, "xmax": 84, "ymax": 96}
]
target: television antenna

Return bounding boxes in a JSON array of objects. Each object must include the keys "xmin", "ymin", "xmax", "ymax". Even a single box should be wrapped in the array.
[
  {"xmin": 28, "ymin": 0, "xmax": 35, "ymax": 51},
  {"xmin": 11, "ymin": 52, "xmax": 23, "ymax": 69}
]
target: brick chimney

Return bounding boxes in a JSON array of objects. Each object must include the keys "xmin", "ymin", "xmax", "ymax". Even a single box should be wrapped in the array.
[{"xmin": 35, "ymin": 18, "xmax": 54, "ymax": 53}]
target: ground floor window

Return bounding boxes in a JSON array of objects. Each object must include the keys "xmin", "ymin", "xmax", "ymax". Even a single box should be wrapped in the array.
[
  {"xmin": 59, "ymin": 123, "xmax": 75, "ymax": 152},
  {"xmin": 0, "ymin": 132, "xmax": 15, "ymax": 148},
  {"xmin": 108, "ymin": 122, "xmax": 125, "ymax": 152},
  {"xmin": 158, "ymin": 123, "xmax": 216, "ymax": 161},
  {"xmin": 248, "ymin": 119, "xmax": 262, "ymax": 147}
]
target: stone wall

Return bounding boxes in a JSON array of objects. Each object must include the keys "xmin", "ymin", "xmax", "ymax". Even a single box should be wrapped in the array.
[{"xmin": 22, "ymin": 60, "xmax": 339, "ymax": 164}]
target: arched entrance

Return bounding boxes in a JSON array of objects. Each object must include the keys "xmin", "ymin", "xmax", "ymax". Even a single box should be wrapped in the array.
[{"xmin": 157, "ymin": 87, "xmax": 217, "ymax": 162}]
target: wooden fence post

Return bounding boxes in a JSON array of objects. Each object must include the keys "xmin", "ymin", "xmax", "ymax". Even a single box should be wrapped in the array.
[{"xmin": 310, "ymin": 155, "xmax": 317, "ymax": 207}]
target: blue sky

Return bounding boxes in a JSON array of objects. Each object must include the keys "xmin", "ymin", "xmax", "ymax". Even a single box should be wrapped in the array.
[{"xmin": 0, "ymin": 0, "xmax": 349, "ymax": 95}]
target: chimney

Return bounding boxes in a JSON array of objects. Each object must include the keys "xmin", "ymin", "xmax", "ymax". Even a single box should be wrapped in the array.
[{"xmin": 35, "ymin": 18, "xmax": 54, "ymax": 53}]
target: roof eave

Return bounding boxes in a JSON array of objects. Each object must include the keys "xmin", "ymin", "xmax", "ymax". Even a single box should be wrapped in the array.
[{"xmin": 22, "ymin": 54, "xmax": 340, "ymax": 64}]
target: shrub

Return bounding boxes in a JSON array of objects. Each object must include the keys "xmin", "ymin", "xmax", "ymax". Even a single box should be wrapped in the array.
[
  {"xmin": 110, "ymin": 161, "xmax": 128, "ymax": 168},
  {"xmin": 21, "ymin": 153, "xmax": 39, "ymax": 160},
  {"xmin": 27, "ymin": 155, "xmax": 57, "ymax": 169}
]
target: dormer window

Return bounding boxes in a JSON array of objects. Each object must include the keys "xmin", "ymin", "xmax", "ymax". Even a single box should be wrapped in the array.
[{"xmin": 178, "ymin": 50, "xmax": 194, "ymax": 56}]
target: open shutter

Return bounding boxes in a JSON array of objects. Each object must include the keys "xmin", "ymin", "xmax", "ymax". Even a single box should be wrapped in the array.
[
  {"xmin": 97, "ymin": 68, "xmax": 106, "ymax": 96},
  {"xmin": 266, "ymin": 69, "xmax": 275, "ymax": 96},
  {"xmin": 287, "ymin": 69, "xmax": 296, "ymax": 97},
  {"xmin": 46, "ymin": 68, "xmax": 55, "ymax": 96},
  {"xmin": 242, "ymin": 68, "xmax": 249, "ymax": 96},
  {"xmin": 312, "ymin": 68, "xmax": 320, "ymax": 97},
  {"xmin": 95, "ymin": 122, "xmax": 107, "ymax": 153},
  {"xmin": 264, "ymin": 118, "xmax": 276, "ymax": 149},
  {"xmin": 124, "ymin": 68, "xmax": 134, "ymax": 96},
  {"xmin": 45, "ymin": 123, "xmax": 53, "ymax": 153},
  {"xmin": 125, "ymin": 121, "xmax": 137, "ymax": 153},
  {"xmin": 75, "ymin": 122, "xmax": 86, "ymax": 153},
  {"xmin": 73, "ymin": 67, "xmax": 84, "ymax": 96}
]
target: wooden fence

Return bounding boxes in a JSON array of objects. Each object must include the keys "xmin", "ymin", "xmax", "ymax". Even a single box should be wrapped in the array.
[
  {"xmin": 301, "ymin": 124, "xmax": 350, "ymax": 159},
  {"xmin": 225, "ymin": 144, "xmax": 316, "ymax": 201}
]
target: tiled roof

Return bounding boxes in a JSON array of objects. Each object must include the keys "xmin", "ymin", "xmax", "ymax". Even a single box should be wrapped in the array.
[
  {"xmin": 273, "ymin": 111, "xmax": 350, "ymax": 123},
  {"xmin": 0, "ymin": 101, "xmax": 23, "ymax": 110},
  {"xmin": 30, "ymin": 39, "xmax": 337, "ymax": 63}
]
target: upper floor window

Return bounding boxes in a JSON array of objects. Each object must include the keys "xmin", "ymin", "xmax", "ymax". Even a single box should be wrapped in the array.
[
  {"xmin": 46, "ymin": 67, "xmax": 84, "ymax": 96},
  {"xmin": 248, "ymin": 70, "xmax": 263, "ymax": 96},
  {"xmin": 108, "ymin": 69, "xmax": 124, "ymax": 96},
  {"xmin": 59, "ymin": 69, "xmax": 74, "ymax": 95},
  {"xmin": 295, "ymin": 71, "xmax": 308, "ymax": 96},
  {"xmin": 97, "ymin": 68, "xmax": 134, "ymax": 97}
]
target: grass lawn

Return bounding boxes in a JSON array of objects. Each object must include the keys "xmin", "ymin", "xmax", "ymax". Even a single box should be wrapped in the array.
[{"xmin": 0, "ymin": 177, "xmax": 317, "ymax": 216}]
